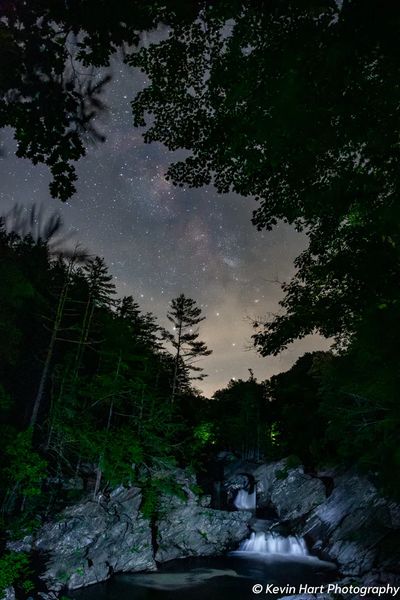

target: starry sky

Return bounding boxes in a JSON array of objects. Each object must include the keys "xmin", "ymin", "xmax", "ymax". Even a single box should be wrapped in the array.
[{"xmin": 0, "ymin": 53, "xmax": 329, "ymax": 397}]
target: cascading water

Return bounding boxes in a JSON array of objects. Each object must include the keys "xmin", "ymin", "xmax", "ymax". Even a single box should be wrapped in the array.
[
  {"xmin": 235, "ymin": 531, "xmax": 308, "ymax": 556},
  {"xmin": 234, "ymin": 489, "xmax": 256, "ymax": 510}
]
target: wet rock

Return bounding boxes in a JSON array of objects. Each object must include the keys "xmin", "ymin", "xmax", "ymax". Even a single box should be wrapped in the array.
[
  {"xmin": 155, "ymin": 473, "xmax": 252, "ymax": 562},
  {"xmin": 253, "ymin": 460, "xmax": 326, "ymax": 521},
  {"xmin": 270, "ymin": 468, "xmax": 326, "ymax": 522},
  {"xmin": 248, "ymin": 459, "xmax": 400, "ymax": 583},
  {"xmin": 249, "ymin": 517, "xmax": 276, "ymax": 533},
  {"xmin": 34, "ymin": 486, "xmax": 155, "ymax": 591},
  {"xmin": 30, "ymin": 467, "xmax": 254, "ymax": 592},
  {"xmin": 156, "ymin": 505, "xmax": 251, "ymax": 562},
  {"xmin": 253, "ymin": 459, "xmax": 287, "ymax": 507},
  {"xmin": 301, "ymin": 472, "xmax": 400, "ymax": 578}
]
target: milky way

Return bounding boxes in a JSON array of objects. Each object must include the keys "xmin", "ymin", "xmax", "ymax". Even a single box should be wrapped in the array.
[{"xmin": 0, "ymin": 56, "xmax": 329, "ymax": 397}]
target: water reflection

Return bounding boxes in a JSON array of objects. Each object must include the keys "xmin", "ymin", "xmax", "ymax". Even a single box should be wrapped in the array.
[{"xmin": 70, "ymin": 554, "xmax": 337, "ymax": 600}]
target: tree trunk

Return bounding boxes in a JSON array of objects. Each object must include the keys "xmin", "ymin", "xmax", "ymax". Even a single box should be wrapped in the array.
[
  {"xmin": 93, "ymin": 353, "xmax": 121, "ymax": 500},
  {"xmin": 30, "ymin": 259, "xmax": 73, "ymax": 428},
  {"xmin": 171, "ymin": 320, "xmax": 183, "ymax": 404}
]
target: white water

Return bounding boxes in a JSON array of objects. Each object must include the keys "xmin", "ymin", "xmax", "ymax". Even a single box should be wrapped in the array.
[
  {"xmin": 234, "ymin": 489, "xmax": 256, "ymax": 510},
  {"xmin": 236, "ymin": 531, "xmax": 308, "ymax": 556}
]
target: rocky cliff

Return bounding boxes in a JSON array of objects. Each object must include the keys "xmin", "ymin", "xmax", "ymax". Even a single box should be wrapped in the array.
[{"xmin": 3, "ymin": 459, "xmax": 400, "ymax": 600}]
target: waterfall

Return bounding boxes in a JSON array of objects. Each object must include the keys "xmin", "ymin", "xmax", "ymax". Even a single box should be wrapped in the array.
[
  {"xmin": 235, "ymin": 531, "xmax": 308, "ymax": 556},
  {"xmin": 234, "ymin": 489, "xmax": 256, "ymax": 510}
]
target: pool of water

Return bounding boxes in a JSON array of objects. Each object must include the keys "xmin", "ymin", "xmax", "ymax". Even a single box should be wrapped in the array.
[{"xmin": 70, "ymin": 554, "xmax": 337, "ymax": 600}]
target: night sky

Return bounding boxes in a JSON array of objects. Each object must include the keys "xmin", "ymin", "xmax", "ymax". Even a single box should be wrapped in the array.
[{"xmin": 0, "ymin": 53, "xmax": 329, "ymax": 397}]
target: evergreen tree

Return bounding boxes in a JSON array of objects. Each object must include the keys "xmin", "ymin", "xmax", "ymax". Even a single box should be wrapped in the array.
[
  {"xmin": 72, "ymin": 256, "xmax": 115, "ymax": 378},
  {"xmin": 164, "ymin": 294, "xmax": 212, "ymax": 403},
  {"xmin": 116, "ymin": 295, "xmax": 164, "ymax": 352},
  {"xmin": 211, "ymin": 373, "xmax": 270, "ymax": 460}
]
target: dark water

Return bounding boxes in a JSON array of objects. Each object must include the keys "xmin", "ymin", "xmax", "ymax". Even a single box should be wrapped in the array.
[{"xmin": 70, "ymin": 554, "xmax": 337, "ymax": 600}]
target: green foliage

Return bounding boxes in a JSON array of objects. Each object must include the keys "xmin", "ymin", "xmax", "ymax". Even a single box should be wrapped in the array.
[
  {"xmin": 316, "ymin": 309, "xmax": 400, "ymax": 497},
  {"xmin": 0, "ymin": 552, "xmax": 32, "ymax": 595},
  {"xmin": 131, "ymin": 0, "xmax": 400, "ymax": 354},
  {"xmin": 193, "ymin": 422, "xmax": 216, "ymax": 445},
  {"xmin": 99, "ymin": 428, "xmax": 143, "ymax": 487},
  {"xmin": 0, "ymin": 2, "xmax": 206, "ymax": 200},
  {"xmin": 164, "ymin": 294, "xmax": 212, "ymax": 401},
  {"xmin": 0, "ymin": 384, "xmax": 12, "ymax": 413},
  {"xmin": 208, "ymin": 375, "xmax": 273, "ymax": 459},
  {"xmin": 265, "ymin": 352, "xmax": 332, "ymax": 466},
  {"xmin": 1, "ymin": 0, "xmax": 399, "ymax": 538},
  {"xmin": 3, "ymin": 513, "xmax": 42, "ymax": 541},
  {"xmin": 3, "ymin": 428, "xmax": 47, "ymax": 498},
  {"xmin": 140, "ymin": 475, "xmax": 186, "ymax": 519},
  {"xmin": 189, "ymin": 483, "xmax": 203, "ymax": 496},
  {"xmin": 0, "ymin": 217, "xmax": 208, "ymax": 539}
]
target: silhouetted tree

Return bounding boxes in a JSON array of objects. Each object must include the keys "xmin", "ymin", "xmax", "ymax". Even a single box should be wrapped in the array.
[
  {"xmin": 164, "ymin": 294, "xmax": 212, "ymax": 403},
  {"xmin": 131, "ymin": 0, "xmax": 400, "ymax": 354},
  {"xmin": 0, "ymin": 0, "xmax": 206, "ymax": 200}
]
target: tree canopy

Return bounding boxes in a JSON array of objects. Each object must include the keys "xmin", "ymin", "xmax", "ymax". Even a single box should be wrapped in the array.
[
  {"xmin": 3, "ymin": 1, "xmax": 400, "ymax": 355},
  {"xmin": 0, "ymin": 0, "xmax": 204, "ymax": 199},
  {"xmin": 129, "ymin": 0, "xmax": 400, "ymax": 353}
]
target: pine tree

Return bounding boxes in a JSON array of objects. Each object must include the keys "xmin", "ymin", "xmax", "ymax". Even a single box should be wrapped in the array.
[
  {"xmin": 116, "ymin": 296, "xmax": 163, "ymax": 352},
  {"xmin": 73, "ymin": 256, "xmax": 116, "ymax": 378},
  {"xmin": 164, "ymin": 294, "xmax": 212, "ymax": 403}
]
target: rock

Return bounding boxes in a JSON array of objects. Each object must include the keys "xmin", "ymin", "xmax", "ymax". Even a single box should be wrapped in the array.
[
  {"xmin": 156, "ymin": 504, "xmax": 251, "ymax": 562},
  {"xmin": 31, "ymin": 467, "xmax": 254, "ymax": 591},
  {"xmin": 249, "ymin": 518, "xmax": 276, "ymax": 533},
  {"xmin": 223, "ymin": 458, "xmax": 259, "ymax": 482},
  {"xmin": 328, "ymin": 540, "xmax": 375, "ymax": 575},
  {"xmin": 155, "ymin": 471, "xmax": 252, "ymax": 562},
  {"xmin": 270, "ymin": 468, "xmax": 326, "ymax": 521},
  {"xmin": 253, "ymin": 460, "xmax": 288, "ymax": 507},
  {"xmin": 199, "ymin": 495, "xmax": 212, "ymax": 507},
  {"xmin": 301, "ymin": 471, "xmax": 400, "ymax": 577},
  {"xmin": 303, "ymin": 472, "xmax": 378, "ymax": 538},
  {"xmin": 1, "ymin": 588, "xmax": 16, "ymax": 600},
  {"xmin": 7, "ymin": 534, "xmax": 33, "ymax": 553},
  {"xmin": 252, "ymin": 460, "xmax": 326, "ymax": 521},
  {"xmin": 249, "ymin": 459, "xmax": 400, "ymax": 583},
  {"xmin": 34, "ymin": 486, "xmax": 155, "ymax": 591},
  {"xmin": 224, "ymin": 473, "xmax": 250, "ymax": 493}
]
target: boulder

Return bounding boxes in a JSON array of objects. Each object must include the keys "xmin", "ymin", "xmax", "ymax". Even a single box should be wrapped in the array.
[
  {"xmin": 155, "ymin": 472, "xmax": 252, "ymax": 562},
  {"xmin": 253, "ymin": 459, "xmax": 287, "ymax": 507},
  {"xmin": 34, "ymin": 486, "xmax": 155, "ymax": 591},
  {"xmin": 253, "ymin": 460, "xmax": 326, "ymax": 521},
  {"xmin": 156, "ymin": 504, "xmax": 251, "ymax": 562},
  {"xmin": 301, "ymin": 471, "xmax": 400, "ymax": 577},
  {"xmin": 250, "ymin": 459, "xmax": 400, "ymax": 582},
  {"xmin": 270, "ymin": 468, "xmax": 326, "ymax": 521},
  {"xmin": 29, "ymin": 467, "xmax": 253, "ymax": 592}
]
